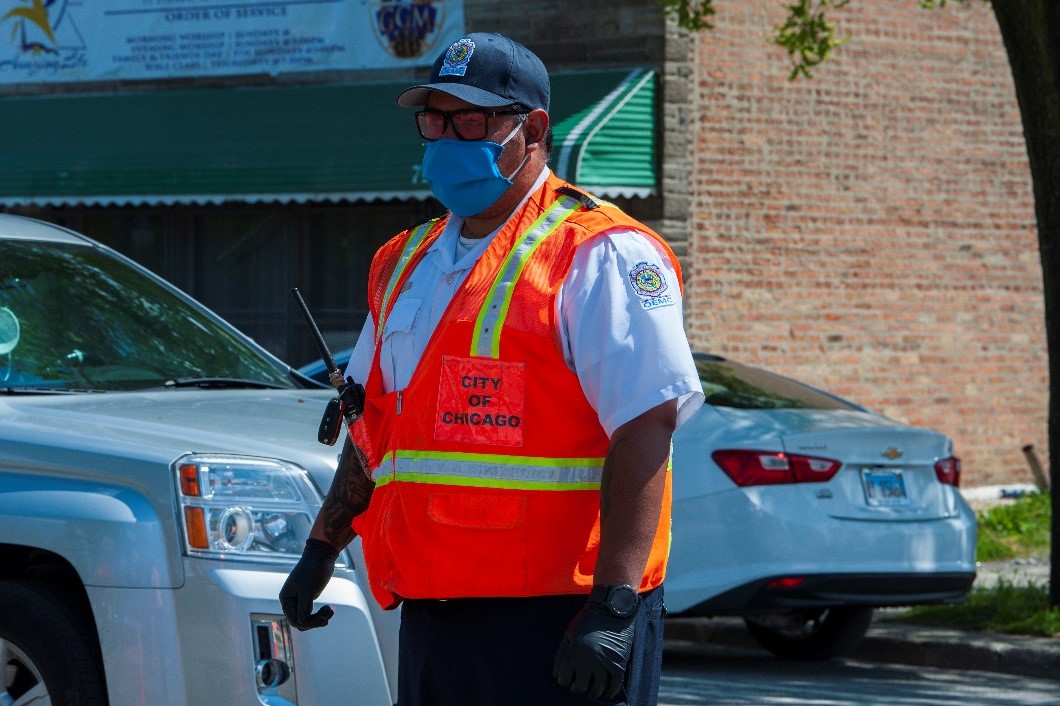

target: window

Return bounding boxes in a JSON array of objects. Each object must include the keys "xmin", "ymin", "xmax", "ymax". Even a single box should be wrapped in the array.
[{"xmin": 695, "ymin": 355, "xmax": 859, "ymax": 411}]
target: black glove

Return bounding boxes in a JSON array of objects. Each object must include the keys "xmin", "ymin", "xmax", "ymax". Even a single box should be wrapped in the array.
[
  {"xmin": 553, "ymin": 599, "xmax": 635, "ymax": 700},
  {"xmin": 279, "ymin": 538, "xmax": 339, "ymax": 631}
]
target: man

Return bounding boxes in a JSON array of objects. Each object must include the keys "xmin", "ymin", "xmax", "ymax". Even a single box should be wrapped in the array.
[{"xmin": 280, "ymin": 32, "xmax": 703, "ymax": 705}]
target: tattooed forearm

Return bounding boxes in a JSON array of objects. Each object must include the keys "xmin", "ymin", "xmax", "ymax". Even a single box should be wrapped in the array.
[{"xmin": 312, "ymin": 436, "xmax": 375, "ymax": 549}]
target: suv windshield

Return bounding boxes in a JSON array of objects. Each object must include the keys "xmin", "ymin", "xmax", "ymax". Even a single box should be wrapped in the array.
[
  {"xmin": 695, "ymin": 355, "xmax": 859, "ymax": 411},
  {"xmin": 0, "ymin": 240, "xmax": 296, "ymax": 391}
]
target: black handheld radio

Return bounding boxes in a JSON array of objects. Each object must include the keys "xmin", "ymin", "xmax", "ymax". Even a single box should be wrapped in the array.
[{"xmin": 290, "ymin": 288, "xmax": 366, "ymax": 446}]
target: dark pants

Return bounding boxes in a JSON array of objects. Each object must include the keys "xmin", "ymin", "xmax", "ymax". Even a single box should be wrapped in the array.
[{"xmin": 397, "ymin": 586, "xmax": 664, "ymax": 706}]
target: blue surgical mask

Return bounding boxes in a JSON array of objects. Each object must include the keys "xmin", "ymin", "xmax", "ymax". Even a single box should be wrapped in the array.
[{"xmin": 421, "ymin": 120, "xmax": 529, "ymax": 217}]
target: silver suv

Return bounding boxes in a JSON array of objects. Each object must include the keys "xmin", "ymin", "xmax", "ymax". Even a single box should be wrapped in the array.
[{"xmin": 0, "ymin": 214, "xmax": 397, "ymax": 705}]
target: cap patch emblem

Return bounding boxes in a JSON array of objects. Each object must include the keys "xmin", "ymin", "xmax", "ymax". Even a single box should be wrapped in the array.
[
  {"xmin": 439, "ymin": 38, "xmax": 475, "ymax": 77},
  {"xmin": 628, "ymin": 261, "xmax": 674, "ymax": 310}
]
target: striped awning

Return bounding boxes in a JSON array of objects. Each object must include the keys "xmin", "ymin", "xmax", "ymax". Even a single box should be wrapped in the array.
[{"xmin": 551, "ymin": 68, "xmax": 656, "ymax": 199}]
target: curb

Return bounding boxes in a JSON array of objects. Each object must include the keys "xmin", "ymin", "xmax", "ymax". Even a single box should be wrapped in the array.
[{"xmin": 663, "ymin": 616, "xmax": 1060, "ymax": 681}]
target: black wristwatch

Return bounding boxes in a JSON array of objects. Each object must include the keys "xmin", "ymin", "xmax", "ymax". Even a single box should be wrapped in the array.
[{"xmin": 589, "ymin": 583, "xmax": 641, "ymax": 619}]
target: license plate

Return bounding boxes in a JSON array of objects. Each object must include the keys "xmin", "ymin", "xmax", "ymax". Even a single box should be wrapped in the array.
[{"xmin": 861, "ymin": 468, "xmax": 910, "ymax": 507}]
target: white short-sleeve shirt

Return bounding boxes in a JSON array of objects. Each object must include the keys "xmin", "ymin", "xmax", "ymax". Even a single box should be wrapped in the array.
[{"xmin": 345, "ymin": 171, "xmax": 703, "ymax": 436}]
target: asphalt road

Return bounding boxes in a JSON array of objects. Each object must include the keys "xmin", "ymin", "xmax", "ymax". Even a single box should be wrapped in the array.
[{"xmin": 659, "ymin": 641, "xmax": 1060, "ymax": 705}]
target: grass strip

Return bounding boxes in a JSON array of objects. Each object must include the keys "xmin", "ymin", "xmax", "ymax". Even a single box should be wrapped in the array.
[
  {"xmin": 976, "ymin": 491, "xmax": 1051, "ymax": 562},
  {"xmin": 898, "ymin": 579, "xmax": 1060, "ymax": 637}
]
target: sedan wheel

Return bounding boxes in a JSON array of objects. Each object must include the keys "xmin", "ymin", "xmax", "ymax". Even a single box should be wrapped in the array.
[
  {"xmin": 743, "ymin": 606, "xmax": 874, "ymax": 660},
  {"xmin": 0, "ymin": 581, "xmax": 107, "ymax": 706}
]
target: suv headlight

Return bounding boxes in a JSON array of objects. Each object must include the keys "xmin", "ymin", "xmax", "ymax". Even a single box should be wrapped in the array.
[{"xmin": 174, "ymin": 454, "xmax": 342, "ymax": 566}]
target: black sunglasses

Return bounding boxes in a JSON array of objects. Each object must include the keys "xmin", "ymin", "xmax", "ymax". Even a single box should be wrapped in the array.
[{"xmin": 415, "ymin": 108, "xmax": 527, "ymax": 141}]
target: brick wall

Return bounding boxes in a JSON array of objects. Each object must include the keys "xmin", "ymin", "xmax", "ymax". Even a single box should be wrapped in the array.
[{"xmin": 686, "ymin": 1, "xmax": 1046, "ymax": 487}]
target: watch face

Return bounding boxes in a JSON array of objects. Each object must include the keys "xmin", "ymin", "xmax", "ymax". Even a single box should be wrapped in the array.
[{"xmin": 608, "ymin": 585, "xmax": 639, "ymax": 617}]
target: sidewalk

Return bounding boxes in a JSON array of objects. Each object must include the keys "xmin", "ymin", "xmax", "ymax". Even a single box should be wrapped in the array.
[{"xmin": 665, "ymin": 485, "xmax": 1060, "ymax": 680}]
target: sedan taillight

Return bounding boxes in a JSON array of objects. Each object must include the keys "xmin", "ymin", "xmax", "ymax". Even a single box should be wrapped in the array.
[
  {"xmin": 934, "ymin": 456, "xmax": 961, "ymax": 487},
  {"xmin": 711, "ymin": 449, "xmax": 842, "ymax": 487}
]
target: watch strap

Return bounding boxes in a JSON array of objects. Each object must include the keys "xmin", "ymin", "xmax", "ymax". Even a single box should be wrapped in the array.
[{"xmin": 588, "ymin": 584, "xmax": 612, "ymax": 606}]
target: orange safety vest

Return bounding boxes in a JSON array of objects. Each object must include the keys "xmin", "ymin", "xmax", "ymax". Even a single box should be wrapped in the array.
[{"xmin": 350, "ymin": 174, "xmax": 683, "ymax": 609}]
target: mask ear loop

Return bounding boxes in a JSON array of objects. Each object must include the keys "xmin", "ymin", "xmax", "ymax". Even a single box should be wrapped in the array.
[
  {"xmin": 499, "ymin": 115, "xmax": 531, "ymax": 182},
  {"xmin": 498, "ymin": 114, "xmax": 528, "ymax": 147}
]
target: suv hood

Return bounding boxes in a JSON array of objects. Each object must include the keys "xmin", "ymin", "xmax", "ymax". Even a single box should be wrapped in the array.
[{"xmin": 2, "ymin": 389, "xmax": 341, "ymax": 485}]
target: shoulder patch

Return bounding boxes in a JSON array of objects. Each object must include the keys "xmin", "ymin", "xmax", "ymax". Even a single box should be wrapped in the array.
[
  {"xmin": 628, "ymin": 261, "xmax": 675, "ymax": 310},
  {"xmin": 556, "ymin": 185, "xmax": 599, "ymax": 210}
]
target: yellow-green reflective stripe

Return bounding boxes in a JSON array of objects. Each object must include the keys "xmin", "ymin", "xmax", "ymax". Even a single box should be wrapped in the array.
[
  {"xmin": 376, "ymin": 220, "xmax": 435, "ymax": 339},
  {"xmin": 375, "ymin": 473, "xmax": 600, "ymax": 491},
  {"xmin": 373, "ymin": 450, "xmax": 603, "ymax": 464},
  {"xmin": 470, "ymin": 197, "xmax": 581, "ymax": 358},
  {"xmin": 397, "ymin": 449, "xmax": 603, "ymax": 467},
  {"xmin": 371, "ymin": 451, "xmax": 604, "ymax": 488}
]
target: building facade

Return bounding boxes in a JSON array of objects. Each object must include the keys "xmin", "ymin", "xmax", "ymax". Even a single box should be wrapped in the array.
[
  {"xmin": 0, "ymin": 0, "xmax": 1044, "ymax": 486},
  {"xmin": 682, "ymin": 2, "xmax": 1044, "ymax": 487}
]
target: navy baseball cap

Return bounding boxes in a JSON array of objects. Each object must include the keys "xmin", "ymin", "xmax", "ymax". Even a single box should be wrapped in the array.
[{"xmin": 397, "ymin": 33, "xmax": 550, "ymax": 112}]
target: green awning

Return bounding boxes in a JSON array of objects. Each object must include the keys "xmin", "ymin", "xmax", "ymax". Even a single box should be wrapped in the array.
[
  {"xmin": 0, "ymin": 69, "xmax": 655, "ymax": 207},
  {"xmin": 551, "ymin": 68, "xmax": 656, "ymax": 198}
]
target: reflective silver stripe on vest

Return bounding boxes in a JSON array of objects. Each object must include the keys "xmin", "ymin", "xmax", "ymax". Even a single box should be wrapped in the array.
[
  {"xmin": 371, "ymin": 452, "xmax": 603, "ymax": 489},
  {"xmin": 471, "ymin": 196, "xmax": 581, "ymax": 358}
]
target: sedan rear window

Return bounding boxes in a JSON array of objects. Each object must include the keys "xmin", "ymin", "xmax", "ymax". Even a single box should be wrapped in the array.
[{"xmin": 695, "ymin": 355, "xmax": 860, "ymax": 411}]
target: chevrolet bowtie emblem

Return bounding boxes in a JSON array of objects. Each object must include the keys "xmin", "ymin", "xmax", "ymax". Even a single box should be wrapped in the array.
[{"xmin": 882, "ymin": 447, "xmax": 903, "ymax": 460}]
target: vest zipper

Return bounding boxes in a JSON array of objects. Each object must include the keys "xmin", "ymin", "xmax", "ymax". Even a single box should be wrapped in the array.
[{"xmin": 392, "ymin": 391, "xmax": 402, "ymax": 478}]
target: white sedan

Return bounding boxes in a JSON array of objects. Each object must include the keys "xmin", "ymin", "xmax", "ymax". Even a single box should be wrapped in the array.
[{"xmin": 666, "ymin": 353, "xmax": 976, "ymax": 658}]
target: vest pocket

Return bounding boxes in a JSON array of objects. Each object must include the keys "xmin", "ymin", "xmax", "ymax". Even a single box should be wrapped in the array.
[
  {"xmin": 356, "ymin": 489, "xmax": 404, "ymax": 609},
  {"xmin": 381, "ymin": 297, "xmax": 422, "ymax": 387},
  {"xmin": 426, "ymin": 492, "xmax": 529, "ymax": 595}
]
